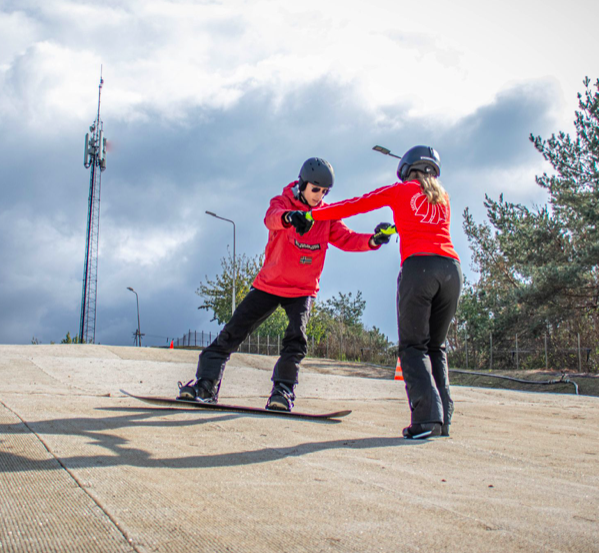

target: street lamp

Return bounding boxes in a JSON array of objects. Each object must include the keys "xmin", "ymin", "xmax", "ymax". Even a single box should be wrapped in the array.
[
  {"xmin": 126, "ymin": 287, "xmax": 142, "ymax": 347},
  {"xmin": 206, "ymin": 211, "xmax": 236, "ymax": 316},
  {"xmin": 372, "ymin": 145, "xmax": 402, "ymax": 159}
]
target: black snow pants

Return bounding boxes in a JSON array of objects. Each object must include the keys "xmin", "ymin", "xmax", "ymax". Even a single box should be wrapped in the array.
[
  {"xmin": 196, "ymin": 287, "xmax": 312, "ymax": 387},
  {"xmin": 397, "ymin": 255, "xmax": 463, "ymax": 427}
]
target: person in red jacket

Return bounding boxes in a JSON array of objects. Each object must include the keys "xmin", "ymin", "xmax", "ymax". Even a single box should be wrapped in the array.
[
  {"xmin": 292, "ymin": 146, "xmax": 463, "ymax": 438},
  {"xmin": 178, "ymin": 157, "xmax": 392, "ymax": 411}
]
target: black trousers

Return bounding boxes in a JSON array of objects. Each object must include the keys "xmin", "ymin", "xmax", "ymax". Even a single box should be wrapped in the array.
[
  {"xmin": 397, "ymin": 255, "xmax": 463, "ymax": 426},
  {"xmin": 196, "ymin": 288, "xmax": 312, "ymax": 387}
]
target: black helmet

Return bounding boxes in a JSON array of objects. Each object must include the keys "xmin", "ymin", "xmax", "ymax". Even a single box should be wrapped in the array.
[
  {"xmin": 299, "ymin": 157, "xmax": 335, "ymax": 189},
  {"xmin": 397, "ymin": 146, "xmax": 441, "ymax": 181}
]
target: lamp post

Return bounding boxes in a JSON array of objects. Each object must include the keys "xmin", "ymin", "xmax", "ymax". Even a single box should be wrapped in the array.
[
  {"xmin": 372, "ymin": 145, "xmax": 402, "ymax": 159},
  {"xmin": 127, "ymin": 287, "xmax": 142, "ymax": 347},
  {"xmin": 206, "ymin": 211, "xmax": 236, "ymax": 316}
]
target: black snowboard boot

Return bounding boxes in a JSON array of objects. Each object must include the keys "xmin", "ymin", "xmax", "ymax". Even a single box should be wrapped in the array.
[
  {"xmin": 402, "ymin": 422, "xmax": 442, "ymax": 440},
  {"xmin": 266, "ymin": 382, "xmax": 295, "ymax": 412},
  {"xmin": 177, "ymin": 379, "xmax": 218, "ymax": 403}
]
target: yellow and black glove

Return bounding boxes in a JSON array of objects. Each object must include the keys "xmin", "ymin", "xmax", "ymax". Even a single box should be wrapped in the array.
[{"xmin": 372, "ymin": 222, "xmax": 396, "ymax": 245}]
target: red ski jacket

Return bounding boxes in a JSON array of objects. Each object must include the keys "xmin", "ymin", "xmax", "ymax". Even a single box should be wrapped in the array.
[
  {"xmin": 252, "ymin": 182, "xmax": 377, "ymax": 297},
  {"xmin": 310, "ymin": 180, "xmax": 460, "ymax": 266}
]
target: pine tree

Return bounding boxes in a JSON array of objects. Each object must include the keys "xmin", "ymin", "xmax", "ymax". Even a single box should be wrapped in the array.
[{"xmin": 459, "ymin": 78, "xmax": 598, "ymax": 371}]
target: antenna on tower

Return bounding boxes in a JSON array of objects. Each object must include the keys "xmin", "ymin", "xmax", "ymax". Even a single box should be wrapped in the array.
[{"xmin": 79, "ymin": 68, "xmax": 108, "ymax": 344}]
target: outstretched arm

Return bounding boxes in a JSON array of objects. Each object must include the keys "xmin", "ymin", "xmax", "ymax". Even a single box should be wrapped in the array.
[
  {"xmin": 328, "ymin": 220, "xmax": 375, "ymax": 252},
  {"xmin": 327, "ymin": 220, "xmax": 395, "ymax": 252},
  {"xmin": 311, "ymin": 183, "xmax": 398, "ymax": 221}
]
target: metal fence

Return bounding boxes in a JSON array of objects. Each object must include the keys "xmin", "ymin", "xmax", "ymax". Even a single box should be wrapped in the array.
[
  {"xmin": 447, "ymin": 331, "xmax": 597, "ymax": 373},
  {"xmin": 175, "ymin": 330, "xmax": 214, "ymax": 349},
  {"xmin": 174, "ymin": 329, "xmax": 398, "ymax": 366},
  {"xmin": 174, "ymin": 329, "xmax": 597, "ymax": 373}
]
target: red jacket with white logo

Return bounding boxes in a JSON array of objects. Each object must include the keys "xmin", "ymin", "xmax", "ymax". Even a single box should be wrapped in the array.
[
  {"xmin": 310, "ymin": 180, "xmax": 460, "ymax": 266},
  {"xmin": 252, "ymin": 182, "xmax": 377, "ymax": 297}
]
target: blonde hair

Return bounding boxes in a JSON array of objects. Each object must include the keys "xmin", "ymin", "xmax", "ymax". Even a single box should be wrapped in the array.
[{"xmin": 408, "ymin": 170, "xmax": 448, "ymax": 206}]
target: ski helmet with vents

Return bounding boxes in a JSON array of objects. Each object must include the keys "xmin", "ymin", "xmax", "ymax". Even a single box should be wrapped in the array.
[
  {"xmin": 397, "ymin": 146, "xmax": 441, "ymax": 181},
  {"xmin": 299, "ymin": 157, "xmax": 335, "ymax": 189}
]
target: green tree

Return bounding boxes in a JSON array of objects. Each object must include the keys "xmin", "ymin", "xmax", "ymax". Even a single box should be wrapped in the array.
[
  {"xmin": 316, "ymin": 290, "xmax": 395, "ymax": 363},
  {"xmin": 61, "ymin": 332, "xmax": 82, "ymax": 344},
  {"xmin": 196, "ymin": 250, "xmax": 263, "ymax": 325},
  {"xmin": 322, "ymin": 290, "xmax": 366, "ymax": 329},
  {"xmin": 531, "ymin": 77, "xmax": 599, "ymax": 273},
  {"xmin": 459, "ymin": 78, "xmax": 599, "ymax": 371},
  {"xmin": 254, "ymin": 306, "xmax": 287, "ymax": 337},
  {"xmin": 251, "ymin": 300, "xmax": 333, "ymax": 343},
  {"xmin": 306, "ymin": 300, "xmax": 331, "ymax": 344}
]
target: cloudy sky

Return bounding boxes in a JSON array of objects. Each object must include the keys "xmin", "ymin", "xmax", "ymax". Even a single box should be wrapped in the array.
[{"xmin": 0, "ymin": 0, "xmax": 598, "ymax": 347}]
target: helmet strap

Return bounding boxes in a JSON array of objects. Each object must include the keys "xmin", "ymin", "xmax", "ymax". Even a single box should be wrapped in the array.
[
  {"xmin": 298, "ymin": 191, "xmax": 310, "ymax": 206},
  {"xmin": 292, "ymin": 181, "xmax": 310, "ymax": 205},
  {"xmin": 297, "ymin": 179, "xmax": 310, "ymax": 205}
]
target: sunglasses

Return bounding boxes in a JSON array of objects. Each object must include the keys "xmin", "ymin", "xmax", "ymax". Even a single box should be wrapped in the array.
[{"xmin": 310, "ymin": 186, "xmax": 328, "ymax": 195}]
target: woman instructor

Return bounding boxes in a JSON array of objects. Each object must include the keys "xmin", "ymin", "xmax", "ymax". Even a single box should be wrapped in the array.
[{"xmin": 293, "ymin": 146, "xmax": 463, "ymax": 438}]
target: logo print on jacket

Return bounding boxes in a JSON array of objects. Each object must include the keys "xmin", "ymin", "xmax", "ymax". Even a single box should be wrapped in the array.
[
  {"xmin": 294, "ymin": 240, "xmax": 321, "ymax": 251},
  {"xmin": 410, "ymin": 193, "xmax": 448, "ymax": 224}
]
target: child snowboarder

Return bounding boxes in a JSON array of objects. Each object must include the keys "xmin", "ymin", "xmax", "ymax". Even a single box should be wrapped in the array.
[{"xmin": 178, "ymin": 157, "xmax": 392, "ymax": 411}]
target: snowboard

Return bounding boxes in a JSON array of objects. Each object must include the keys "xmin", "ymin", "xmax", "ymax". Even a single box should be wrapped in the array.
[{"xmin": 120, "ymin": 390, "xmax": 351, "ymax": 421}]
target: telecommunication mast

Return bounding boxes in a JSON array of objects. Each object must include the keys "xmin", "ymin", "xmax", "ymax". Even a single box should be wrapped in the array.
[{"xmin": 79, "ymin": 71, "xmax": 107, "ymax": 344}]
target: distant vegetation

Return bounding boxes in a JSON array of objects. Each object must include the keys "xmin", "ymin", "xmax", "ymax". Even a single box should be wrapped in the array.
[{"xmin": 31, "ymin": 332, "xmax": 83, "ymax": 345}]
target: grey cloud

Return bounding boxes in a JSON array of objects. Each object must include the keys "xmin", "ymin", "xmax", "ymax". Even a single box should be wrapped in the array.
[
  {"xmin": 0, "ymin": 75, "xmax": 565, "ymax": 346},
  {"xmin": 440, "ymin": 80, "xmax": 559, "ymax": 170}
]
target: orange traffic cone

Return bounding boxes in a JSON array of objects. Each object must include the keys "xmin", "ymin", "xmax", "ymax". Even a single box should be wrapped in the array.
[
  {"xmin": 394, "ymin": 357, "xmax": 404, "ymax": 381},
  {"xmin": 170, "ymin": 340, "xmax": 174, "ymax": 349}
]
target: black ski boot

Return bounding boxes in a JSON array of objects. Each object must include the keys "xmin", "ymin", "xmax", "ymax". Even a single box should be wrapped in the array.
[
  {"xmin": 266, "ymin": 382, "xmax": 295, "ymax": 412},
  {"xmin": 177, "ymin": 379, "xmax": 218, "ymax": 403},
  {"xmin": 402, "ymin": 422, "xmax": 442, "ymax": 440}
]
